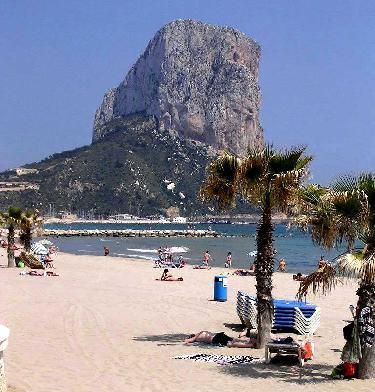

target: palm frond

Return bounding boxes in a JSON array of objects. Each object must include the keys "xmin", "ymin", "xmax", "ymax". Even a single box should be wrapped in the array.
[
  {"xmin": 210, "ymin": 152, "xmax": 239, "ymax": 183},
  {"xmin": 299, "ymin": 184, "xmax": 327, "ymax": 207},
  {"xmin": 199, "ymin": 176, "xmax": 236, "ymax": 209},
  {"xmin": 199, "ymin": 152, "xmax": 240, "ymax": 209},
  {"xmin": 297, "ymin": 264, "xmax": 338, "ymax": 300},
  {"xmin": 268, "ymin": 146, "xmax": 310, "ymax": 175},
  {"xmin": 334, "ymin": 252, "xmax": 364, "ymax": 279},
  {"xmin": 331, "ymin": 175, "xmax": 359, "ymax": 192},
  {"xmin": 360, "ymin": 254, "xmax": 375, "ymax": 285}
]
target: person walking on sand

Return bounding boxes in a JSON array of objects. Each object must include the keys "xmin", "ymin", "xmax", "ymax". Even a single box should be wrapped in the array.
[
  {"xmin": 225, "ymin": 252, "xmax": 232, "ymax": 268},
  {"xmin": 203, "ymin": 250, "xmax": 212, "ymax": 266}
]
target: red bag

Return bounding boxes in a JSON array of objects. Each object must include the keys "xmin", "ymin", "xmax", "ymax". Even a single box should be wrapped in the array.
[
  {"xmin": 343, "ymin": 362, "xmax": 358, "ymax": 378},
  {"xmin": 302, "ymin": 341, "xmax": 314, "ymax": 360}
]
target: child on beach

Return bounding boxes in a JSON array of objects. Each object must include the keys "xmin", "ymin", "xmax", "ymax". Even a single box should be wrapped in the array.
[
  {"xmin": 158, "ymin": 269, "xmax": 183, "ymax": 281},
  {"xmin": 104, "ymin": 246, "xmax": 109, "ymax": 256}
]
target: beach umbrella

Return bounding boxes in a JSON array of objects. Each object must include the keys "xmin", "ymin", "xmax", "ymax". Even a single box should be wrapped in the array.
[
  {"xmin": 30, "ymin": 242, "xmax": 49, "ymax": 255},
  {"xmin": 37, "ymin": 239, "xmax": 54, "ymax": 247}
]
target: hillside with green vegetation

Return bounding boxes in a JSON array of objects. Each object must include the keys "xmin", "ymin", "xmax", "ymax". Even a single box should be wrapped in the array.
[
  {"xmin": 0, "ymin": 115, "xmax": 258, "ymax": 218},
  {"xmin": 0, "ymin": 115, "xmax": 213, "ymax": 217}
]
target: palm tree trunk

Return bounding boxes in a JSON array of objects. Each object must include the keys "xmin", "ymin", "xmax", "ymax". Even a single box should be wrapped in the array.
[
  {"xmin": 255, "ymin": 197, "xmax": 274, "ymax": 349},
  {"xmin": 24, "ymin": 227, "xmax": 32, "ymax": 252},
  {"xmin": 357, "ymin": 239, "xmax": 375, "ymax": 379},
  {"xmin": 356, "ymin": 282, "xmax": 375, "ymax": 379},
  {"xmin": 7, "ymin": 224, "xmax": 15, "ymax": 268}
]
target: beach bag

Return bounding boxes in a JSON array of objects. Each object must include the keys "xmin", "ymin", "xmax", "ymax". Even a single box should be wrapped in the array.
[
  {"xmin": 302, "ymin": 341, "xmax": 314, "ymax": 360},
  {"xmin": 342, "ymin": 362, "xmax": 358, "ymax": 378}
]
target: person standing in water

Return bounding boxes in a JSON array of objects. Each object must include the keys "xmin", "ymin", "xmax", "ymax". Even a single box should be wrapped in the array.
[
  {"xmin": 277, "ymin": 258, "xmax": 286, "ymax": 272},
  {"xmin": 104, "ymin": 246, "xmax": 109, "ymax": 256},
  {"xmin": 203, "ymin": 250, "xmax": 212, "ymax": 266},
  {"xmin": 225, "ymin": 252, "xmax": 232, "ymax": 268}
]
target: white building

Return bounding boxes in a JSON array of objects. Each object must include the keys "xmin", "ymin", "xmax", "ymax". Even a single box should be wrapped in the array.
[{"xmin": 172, "ymin": 216, "xmax": 187, "ymax": 223}]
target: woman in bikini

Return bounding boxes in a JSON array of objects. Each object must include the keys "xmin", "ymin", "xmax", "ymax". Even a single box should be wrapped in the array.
[{"xmin": 184, "ymin": 330, "xmax": 256, "ymax": 348}]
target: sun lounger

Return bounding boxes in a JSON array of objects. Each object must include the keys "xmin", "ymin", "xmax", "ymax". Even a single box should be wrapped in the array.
[
  {"xmin": 236, "ymin": 291, "xmax": 320, "ymax": 335},
  {"xmin": 265, "ymin": 341, "xmax": 305, "ymax": 367}
]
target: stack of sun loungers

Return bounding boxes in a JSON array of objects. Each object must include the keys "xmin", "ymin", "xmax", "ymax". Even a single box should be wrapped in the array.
[{"xmin": 236, "ymin": 291, "xmax": 320, "ymax": 335}]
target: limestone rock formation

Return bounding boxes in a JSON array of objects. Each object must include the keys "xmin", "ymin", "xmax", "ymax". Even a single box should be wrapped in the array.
[{"xmin": 93, "ymin": 19, "xmax": 263, "ymax": 156}]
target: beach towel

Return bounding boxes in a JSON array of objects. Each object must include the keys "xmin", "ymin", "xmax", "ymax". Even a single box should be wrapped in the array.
[
  {"xmin": 358, "ymin": 306, "xmax": 375, "ymax": 348},
  {"xmin": 20, "ymin": 251, "xmax": 45, "ymax": 270},
  {"xmin": 173, "ymin": 353, "xmax": 262, "ymax": 365}
]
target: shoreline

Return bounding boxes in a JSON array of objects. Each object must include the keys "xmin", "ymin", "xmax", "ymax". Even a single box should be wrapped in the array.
[{"xmin": 42, "ymin": 228, "xmax": 220, "ymax": 238}]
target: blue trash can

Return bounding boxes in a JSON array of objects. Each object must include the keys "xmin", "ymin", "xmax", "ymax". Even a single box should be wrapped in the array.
[{"xmin": 214, "ymin": 275, "xmax": 228, "ymax": 301}]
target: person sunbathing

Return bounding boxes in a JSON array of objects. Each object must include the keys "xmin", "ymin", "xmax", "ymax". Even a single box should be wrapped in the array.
[
  {"xmin": 232, "ymin": 269, "xmax": 255, "ymax": 276},
  {"xmin": 193, "ymin": 264, "xmax": 211, "ymax": 269},
  {"xmin": 46, "ymin": 270, "xmax": 59, "ymax": 276},
  {"xmin": 184, "ymin": 331, "xmax": 256, "ymax": 348},
  {"xmin": 21, "ymin": 270, "xmax": 60, "ymax": 276},
  {"xmin": 158, "ymin": 269, "xmax": 183, "ymax": 281},
  {"xmin": 293, "ymin": 272, "xmax": 306, "ymax": 281}
]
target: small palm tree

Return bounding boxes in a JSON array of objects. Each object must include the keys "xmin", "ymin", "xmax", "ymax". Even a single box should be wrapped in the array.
[
  {"xmin": 200, "ymin": 145, "xmax": 312, "ymax": 348},
  {"xmin": 0, "ymin": 206, "xmax": 23, "ymax": 267},
  {"xmin": 20, "ymin": 209, "xmax": 43, "ymax": 252},
  {"xmin": 297, "ymin": 174, "xmax": 375, "ymax": 379}
]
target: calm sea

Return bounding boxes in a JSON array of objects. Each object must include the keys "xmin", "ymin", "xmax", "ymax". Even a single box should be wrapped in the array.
[{"xmin": 43, "ymin": 222, "xmax": 346, "ymax": 274}]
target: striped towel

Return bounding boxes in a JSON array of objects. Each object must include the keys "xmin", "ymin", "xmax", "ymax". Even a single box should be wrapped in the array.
[{"xmin": 174, "ymin": 353, "xmax": 262, "ymax": 365}]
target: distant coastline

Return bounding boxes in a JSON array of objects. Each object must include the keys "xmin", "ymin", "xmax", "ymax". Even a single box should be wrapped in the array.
[{"xmin": 43, "ymin": 213, "xmax": 290, "ymax": 226}]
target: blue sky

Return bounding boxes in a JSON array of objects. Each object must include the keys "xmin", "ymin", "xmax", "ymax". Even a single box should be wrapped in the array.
[{"xmin": 1, "ymin": 0, "xmax": 374, "ymax": 184}]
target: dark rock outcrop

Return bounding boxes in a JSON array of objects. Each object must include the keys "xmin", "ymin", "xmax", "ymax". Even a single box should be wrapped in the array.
[{"xmin": 93, "ymin": 19, "xmax": 263, "ymax": 155}]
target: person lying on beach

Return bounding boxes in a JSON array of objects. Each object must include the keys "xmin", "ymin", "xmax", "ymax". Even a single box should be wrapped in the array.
[
  {"xmin": 193, "ymin": 265, "xmax": 211, "ymax": 270},
  {"xmin": 293, "ymin": 273, "xmax": 306, "ymax": 281},
  {"xmin": 46, "ymin": 270, "xmax": 59, "ymax": 276},
  {"xmin": 184, "ymin": 331, "xmax": 257, "ymax": 348},
  {"xmin": 20, "ymin": 270, "xmax": 59, "ymax": 276},
  {"xmin": 156, "ymin": 269, "xmax": 183, "ymax": 281},
  {"xmin": 232, "ymin": 269, "xmax": 255, "ymax": 276}
]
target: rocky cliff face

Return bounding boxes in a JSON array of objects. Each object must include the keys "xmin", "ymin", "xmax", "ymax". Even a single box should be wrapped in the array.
[{"xmin": 93, "ymin": 19, "xmax": 263, "ymax": 156}]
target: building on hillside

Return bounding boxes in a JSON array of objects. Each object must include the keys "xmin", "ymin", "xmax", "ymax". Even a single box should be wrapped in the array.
[
  {"xmin": 108, "ymin": 214, "xmax": 137, "ymax": 221},
  {"xmin": 15, "ymin": 167, "xmax": 39, "ymax": 176},
  {"xmin": 172, "ymin": 216, "xmax": 187, "ymax": 223}
]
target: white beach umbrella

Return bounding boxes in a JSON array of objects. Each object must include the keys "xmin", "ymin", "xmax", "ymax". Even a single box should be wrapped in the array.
[
  {"xmin": 167, "ymin": 246, "xmax": 189, "ymax": 254},
  {"xmin": 37, "ymin": 239, "xmax": 54, "ymax": 247},
  {"xmin": 30, "ymin": 243, "xmax": 49, "ymax": 255}
]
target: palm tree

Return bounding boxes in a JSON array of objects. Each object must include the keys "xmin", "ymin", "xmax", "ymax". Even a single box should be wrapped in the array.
[
  {"xmin": 200, "ymin": 145, "xmax": 312, "ymax": 348},
  {"xmin": 20, "ymin": 209, "xmax": 43, "ymax": 251},
  {"xmin": 297, "ymin": 174, "xmax": 375, "ymax": 379},
  {"xmin": 0, "ymin": 206, "xmax": 23, "ymax": 267}
]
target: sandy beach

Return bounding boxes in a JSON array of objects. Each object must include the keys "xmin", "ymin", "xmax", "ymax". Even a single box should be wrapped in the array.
[{"xmin": 0, "ymin": 251, "xmax": 373, "ymax": 392}]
